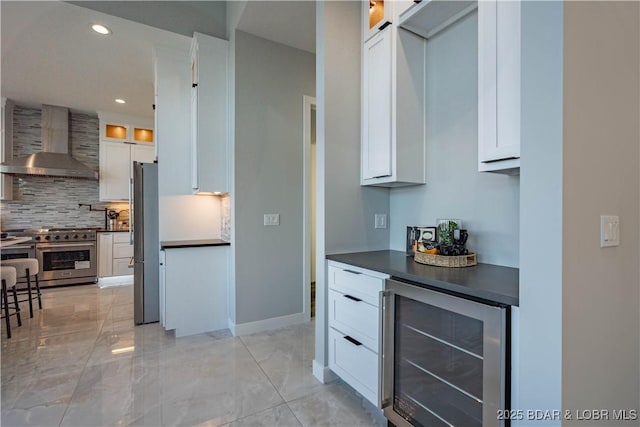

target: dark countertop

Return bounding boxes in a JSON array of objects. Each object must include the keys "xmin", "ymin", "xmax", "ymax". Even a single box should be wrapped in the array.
[
  {"xmin": 161, "ymin": 239, "xmax": 230, "ymax": 249},
  {"xmin": 96, "ymin": 229, "xmax": 129, "ymax": 233},
  {"xmin": 327, "ymin": 250, "xmax": 519, "ymax": 306}
]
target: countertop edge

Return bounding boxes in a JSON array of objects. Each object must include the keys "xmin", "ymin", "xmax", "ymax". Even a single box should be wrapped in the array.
[
  {"xmin": 161, "ymin": 239, "xmax": 231, "ymax": 249},
  {"xmin": 327, "ymin": 250, "xmax": 519, "ymax": 306}
]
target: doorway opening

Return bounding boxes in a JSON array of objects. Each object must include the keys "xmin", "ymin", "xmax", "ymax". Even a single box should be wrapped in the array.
[{"xmin": 303, "ymin": 95, "xmax": 316, "ymax": 321}]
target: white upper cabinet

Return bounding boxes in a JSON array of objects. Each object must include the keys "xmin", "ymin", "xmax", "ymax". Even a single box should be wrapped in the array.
[
  {"xmin": 99, "ymin": 141, "xmax": 131, "ymax": 201},
  {"xmin": 98, "ymin": 112, "xmax": 155, "ymax": 201},
  {"xmin": 362, "ymin": 28, "xmax": 393, "ymax": 180},
  {"xmin": 363, "ymin": 0, "xmax": 393, "ymax": 42},
  {"xmin": 478, "ymin": 0, "xmax": 521, "ymax": 173},
  {"xmin": 361, "ymin": 9, "xmax": 426, "ymax": 187},
  {"xmin": 190, "ymin": 32, "xmax": 229, "ymax": 194}
]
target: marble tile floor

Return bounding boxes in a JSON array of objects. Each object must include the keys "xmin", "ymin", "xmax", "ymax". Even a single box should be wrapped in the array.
[{"xmin": 1, "ymin": 284, "xmax": 385, "ymax": 427}]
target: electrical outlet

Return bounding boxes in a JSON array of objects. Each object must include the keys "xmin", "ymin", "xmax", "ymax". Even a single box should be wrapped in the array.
[
  {"xmin": 374, "ymin": 214, "xmax": 387, "ymax": 229},
  {"xmin": 264, "ymin": 214, "xmax": 280, "ymax": 226}
]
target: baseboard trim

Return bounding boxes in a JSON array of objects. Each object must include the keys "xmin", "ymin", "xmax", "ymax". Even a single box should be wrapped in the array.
[
  {"xmin": 97, "ymin": 275, "xmax": 133, "ymax": 288},
  {"xmin": 313, "ymin": 359, "xmax": 338, "ymax": 384},
  {"xmin": 231, "ymin": 312, "xmax": 306, "ymax": 336}
]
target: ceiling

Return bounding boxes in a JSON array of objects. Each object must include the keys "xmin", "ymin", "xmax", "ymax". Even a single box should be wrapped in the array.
[
  {"xmin": 237, "ymin": 1, "xmax": 315, "ymax": 54},
  {"xmin": 1, "ymin": 1, "xmax": 315, "ymax": 119}
]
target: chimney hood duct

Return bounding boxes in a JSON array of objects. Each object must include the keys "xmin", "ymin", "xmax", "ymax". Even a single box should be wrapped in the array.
[{"xmin": 0, "ymin": 105, "xmax": 98, "ymax": 180}]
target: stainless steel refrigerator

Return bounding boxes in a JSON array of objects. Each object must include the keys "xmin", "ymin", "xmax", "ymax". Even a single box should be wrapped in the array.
[{"xmin": 133, "ymin": 161, "xmax": 159, "ymax": 325}]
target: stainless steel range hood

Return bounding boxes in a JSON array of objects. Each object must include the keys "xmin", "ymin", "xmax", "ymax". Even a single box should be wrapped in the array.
[{"xmin": 0, "ymin": 105, "xmax": 98, "ymax": 179}]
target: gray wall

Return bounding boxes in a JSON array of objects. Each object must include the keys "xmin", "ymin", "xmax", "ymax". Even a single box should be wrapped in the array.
[
  {"xmin": 234, "ymin": 31, "xmax": 315, "ymax": 324},
  {"xmin": 562, "ymin": 1, "xmax": 639, "ymax": 420},
  {"xmin": 389, "ymin": 12, "xmax": 520, "ymax": 268},
  {"xmin": 314, "ymin": 0, "xmax": 390, "ymax": 372},
  {"xmin": 516, "ymin": 1, "xmax": 564, "ymax": 420},
  {"xmin": 0, "ymin": 106, "xmax": 119, "ymax": 229}
]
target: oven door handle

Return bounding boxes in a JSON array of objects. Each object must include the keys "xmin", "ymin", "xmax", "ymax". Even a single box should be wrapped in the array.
[
  {"xmin": 3, "ymin": 244, "xmax": 35, "ymax": 250},
  {"xmin": 380, "ymin": 289, "xmax": 394, "ymax": 409},
  {"xmin": 36, "ymin": 243, "xmax": 95, "ymax": 249}
]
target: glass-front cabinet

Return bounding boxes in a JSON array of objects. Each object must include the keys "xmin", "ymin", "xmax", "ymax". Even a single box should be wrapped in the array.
[{"xmin": 383, "ymin": 279, "xmax": 508, "ymax": 427}]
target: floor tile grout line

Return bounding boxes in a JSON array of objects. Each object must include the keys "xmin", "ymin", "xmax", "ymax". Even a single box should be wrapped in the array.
[
  {"xmin": 237, "ymin": 333, "xmax": 312, "ymax": 426},
  {"xmin": 57, "ymin": 291, "xmax": 118, "ymax": 427},
  {"xmin": 238, "ymin": 331, "xmax": 313, "ymax": 427}
]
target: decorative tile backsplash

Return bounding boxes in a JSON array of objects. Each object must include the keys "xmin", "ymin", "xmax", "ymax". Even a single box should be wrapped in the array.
[
  {"xmin": 221, "ymin": 194, "xmax": 231, "ymax": 242},
  {"xmin": 1, "ymin": 106, "xmax": 118, "ymax": 230}
]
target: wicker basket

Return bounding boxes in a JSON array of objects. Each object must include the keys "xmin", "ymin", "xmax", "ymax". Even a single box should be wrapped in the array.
[{"xmin": 414, "ymin": 252, "xmax": 477, "ymax": 267}]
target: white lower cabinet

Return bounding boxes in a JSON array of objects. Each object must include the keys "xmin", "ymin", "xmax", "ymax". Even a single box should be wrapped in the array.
[
  {"xmin": 98, "ymin": 232, "xmax": 133, "ymax": 278},
  {"xmin": 162, "ymin": 245, "xmax": 228, "ymax": 337},
  {"xmin": 327, "ymin": 261, "xmax": 389, "ymax": 407},
  {"xmin": 328, "ymin": 327, "xmax": 379, "ymax": 401}
]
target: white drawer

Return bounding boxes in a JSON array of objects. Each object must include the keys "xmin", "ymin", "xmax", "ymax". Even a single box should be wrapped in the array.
[
  {"xmin": 328, "ymin": 264, "xmax": 385, "ymax": 306},
  {"xmin": 113, "ymin": 243, "xmax": 133, "ymax": 259},
  {"xmin": 113, "ymin": 233, "xmax": 131, "ymax": 243},
  {"xmin": 329, "ymin": 289, "xmax": 379, "ymax": 351},
  {"xmin": 113, "ymin": 257, "xmax": 132, "ymax": 276},
  {"xmin": 328, "ymin": 327, "xmax": 378, "ymax": 406}
]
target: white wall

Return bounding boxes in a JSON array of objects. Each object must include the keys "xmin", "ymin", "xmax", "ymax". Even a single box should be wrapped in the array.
[
  {"xmin": 389, "ymin": 12, "xmax": 520, "ymax": 268},
  {"xmin": 314, "ymin": 0, "xmax": 391, "ymax": 376},
  {"xmin": 562, "ymin": 1, "xmax": 639, "ymax": 421},
  {"xmin": 234, "ymin": 30, "xmax": 315, "ymax": 325}
]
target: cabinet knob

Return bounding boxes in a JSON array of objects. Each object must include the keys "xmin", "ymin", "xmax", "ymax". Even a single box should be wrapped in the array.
[{"xmin": 192, "ymin": 83, "xmax": 198, "ymax": 88}]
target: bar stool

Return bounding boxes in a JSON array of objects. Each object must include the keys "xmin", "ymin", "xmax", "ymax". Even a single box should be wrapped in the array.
[
  {"xmin": 1, "ymin": 266, "xmax": 21, "ymax": 339},
  {"xmin": 1, "ymin": 258, "xmax": 41, "ymax": 318}
]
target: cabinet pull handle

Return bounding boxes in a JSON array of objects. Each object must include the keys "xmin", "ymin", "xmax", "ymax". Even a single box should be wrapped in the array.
[
  {"xmin": 344, "ymin": 294, "xmax": 362, "ymax": 302},
  {"xmin": 344, "ymin": 335, "xmax": 362, "ymax": 346},
  {"xmin": 343, "ymin": 269, "xmax": 362, "ymax": 275},
  {"xmin": 413, "ymin": 0, "xmax": 422, "ymax": 3},
  {"xmin": 378, "ymin": 21, "xmax": 392, "ymax": 31},
  {"xmin": 192, "ymin": 83, "xmax": 198, "ymax": 88}
]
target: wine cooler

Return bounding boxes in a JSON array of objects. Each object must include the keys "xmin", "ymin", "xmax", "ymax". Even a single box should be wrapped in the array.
[{"xmin": 382, "ymin": 279, "xmax": 508, "ymax": 427}]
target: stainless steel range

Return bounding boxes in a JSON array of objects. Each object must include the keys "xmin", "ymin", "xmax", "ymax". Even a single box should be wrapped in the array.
[{"xmin": 4, "ymin": 228, "xmax": 98, "ymax": 287}]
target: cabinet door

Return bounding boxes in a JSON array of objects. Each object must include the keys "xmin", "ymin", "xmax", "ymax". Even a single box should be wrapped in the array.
[
  {"xmin": 113, "ymin": 257, "xmax": 132, "ymax": 276},
  {"xmin": 192, "ymin": 34, "xmax": 228, "ymax": 194},
  {"xmin": 99, "ymin": 141, "xmax": 131, "ymax": 201},
  {"xmin": 97, "ymin": 233, "xmax": 113, "ymax": 277},
  {"xmin": 131, "ymin": 144, "xmax": 155, "ymax": 164},
  {"xmin": 362, "ymin": 28, "xmax": 393, "ymax": 181},
  {"xmin": 363, "ymin": 0, "xmax": 393, "ymax": 42},
  {"xmin": 478, "ymin": 0, "xmax": 520, "ymax": 168},
  {"xmin": 190, "ymin": 86, "xmax": 199, "ymax": 191}
]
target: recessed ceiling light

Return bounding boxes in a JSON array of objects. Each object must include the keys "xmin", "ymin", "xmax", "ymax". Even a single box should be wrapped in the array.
[
  {"xmin": 115, "ymin": 99, "xmax": 126, "ymax": 104},
  {"xmin": 91, "ymin": 24, "xmax": 111, "ymax": 35}
]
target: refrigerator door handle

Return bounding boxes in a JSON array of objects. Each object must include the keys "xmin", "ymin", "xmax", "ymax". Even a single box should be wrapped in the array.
[{"xmin": 129, "ymin": 177, "xmax": 134, "ymax": 245}]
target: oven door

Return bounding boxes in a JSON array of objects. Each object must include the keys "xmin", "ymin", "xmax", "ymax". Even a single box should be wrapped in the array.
[
  {"xmin": 0, "ymin": 243, "xmax": 36, "ymax": 261},
  {"xmin": 382, "ymin": 279, "xmax": 507, "ymax": 427},
  {"xmin": 36, "ymin": 242, "xmax": 97, "ymax": 283}
]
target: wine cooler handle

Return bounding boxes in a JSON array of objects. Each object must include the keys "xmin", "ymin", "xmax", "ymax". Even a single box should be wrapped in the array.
[{"xmin": 379, "ymin": 289, "xmax": 393, "ymax": 409}]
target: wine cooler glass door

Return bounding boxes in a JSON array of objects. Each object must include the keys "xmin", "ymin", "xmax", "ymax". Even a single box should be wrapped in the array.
[{"xmin": 382, "ymin": 279, "xmax": 507, "ymax": 427}]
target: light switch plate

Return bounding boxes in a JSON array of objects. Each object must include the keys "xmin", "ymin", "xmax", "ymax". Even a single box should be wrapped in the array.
[
  {"xmin": 600, "ymin": 215, "xmax": 620, "ymax": 247},
  {"xmin": 264, "ymin": 214, "xmax": 280, "ymax": 226},
  {"xmin": 374, "ymin": 214, "xmax": 387, "ymax": 229}
]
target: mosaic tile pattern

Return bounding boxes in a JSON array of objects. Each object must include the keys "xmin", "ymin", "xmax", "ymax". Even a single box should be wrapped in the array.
[
  {"xmin": 0, "ymin": 106, "xmax": 114, "ymax": 230},
  {"xmin": 221, "ymin": 194, "xmax": 231, "ymax": 242}
]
